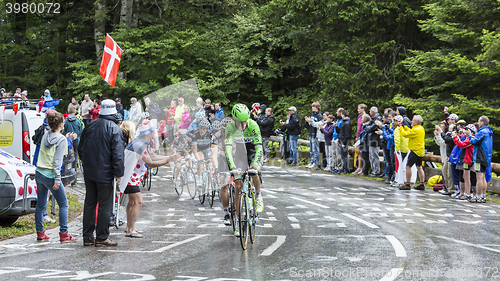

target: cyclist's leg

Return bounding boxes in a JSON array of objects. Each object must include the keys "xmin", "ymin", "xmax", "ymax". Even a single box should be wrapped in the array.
[
  {"xmin": 197, "ymin": 152, "xmax": 204, "ymax": 177},
  {"xmin": 234, "ymin": 179, "xmax": 242, "ymax": 216}
]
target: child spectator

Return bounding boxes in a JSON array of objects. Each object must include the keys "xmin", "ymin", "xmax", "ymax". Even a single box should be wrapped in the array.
[
  {"xmin": 319, "ymin": 115, "xmax": 335, "ymax": 171},
  {"xmin": 452, "ymin": 124, "xmax": 475, "ymax": 200}
]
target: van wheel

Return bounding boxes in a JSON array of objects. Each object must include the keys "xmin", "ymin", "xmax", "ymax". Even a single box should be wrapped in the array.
[{"xmin": 0, "ymin": 217, "xmax": 18, "ymax": 226}]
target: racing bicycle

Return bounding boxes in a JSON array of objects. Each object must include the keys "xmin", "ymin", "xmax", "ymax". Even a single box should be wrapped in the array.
[{"xmin": 172, "ymin": 158, "xmax": 197, "ymax": 198}]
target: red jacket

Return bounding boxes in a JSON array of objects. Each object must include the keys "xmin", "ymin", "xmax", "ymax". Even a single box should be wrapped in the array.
[
  {"xmin": 166, "ymin": 106, "xmax": 176, "ymax": 125},
  {"xmin": 453, "ymin": 135, "xmax": 473, "ymax": 166},
  {"xmin": 90, "ymin": 105, "xmax": 101, "ymax": 121}
]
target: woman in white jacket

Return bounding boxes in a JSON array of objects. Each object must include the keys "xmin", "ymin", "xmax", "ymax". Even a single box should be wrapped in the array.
[
  {"xmin": 434, "ymin": 121, "xmax": 452, "ymax": 194},
  {"xmin": 128, "ymin": 97, "xmax": 143, "ymax": 125}
]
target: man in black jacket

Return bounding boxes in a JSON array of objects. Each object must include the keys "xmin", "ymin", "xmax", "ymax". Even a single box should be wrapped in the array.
[
  {"xmin": 115, "ymin": 98, "xmax": 124, "ymax": 119},
  {"xmin": 364, "ymin": 107, "xmax": 383, "ymax": 176},
  {"xmin": 280, "ymin": 106, "xmax": 300, "ymax": 165},
  {"xmin": 79, "ymin": 99, "xmax": 124, "ymax": 247},
  {"xmin": 257, "ymin": 107, "xmax": 275, "ymax": 162},
  {"xmin": 338, "ymin": 109, "xmax": 352, "ymax": 174}
]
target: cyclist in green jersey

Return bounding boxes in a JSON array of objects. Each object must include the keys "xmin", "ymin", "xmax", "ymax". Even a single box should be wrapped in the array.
[{"xmin": 225, "ymin": 104, "xmax": 264, "ymax": 236}]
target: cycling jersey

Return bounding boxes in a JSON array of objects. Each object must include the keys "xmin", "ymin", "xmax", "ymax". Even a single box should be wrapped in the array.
[
  {"xmin": 225, "ymin": 119, "xmax": 263, "ymax": 169},
  {"xmin": 125, "ymin": 138, "xmax": 153, "ymax": 187},
  {"xmin": 172, "ymin": 136, "xmax": 192, "ymax": 156},
  {"xmin": 192, "ymin": 131, "xmax": 211, "ymax": 151}
]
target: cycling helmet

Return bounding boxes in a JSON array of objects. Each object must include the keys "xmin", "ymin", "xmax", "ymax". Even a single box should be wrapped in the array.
[
  {"xmin": 232, "ymin": 104, "xmax": 250, "ymax": 122},
  {"xmin": 142, "ymin": 112, "xmax": 150, "ymax": 118},
  {"xmin": 448, "ymin": 114, "xmax": 459, "ymax": 121},
  {"xmin": 394, "ymin": 115, "xmax": 404, "ymax": 123},
  {"xmin": 221, "ymin": 117, "xmax": 234, "ymax": 128},
  {"xmin": 212, "ymin": 120, "xmax": 222, "ymax": 131},
  {"xmin": 195, "ymin": 111, "xmax": 205, "ymax": 119},
  {"xmin": 199, "ymin": 120, "xmax": 210, "ymax": 128},
  {"xmin": 179, "ymin": 128, "xmax": 188, "ymax": 135},
  {"xmin": 114, "ymin": 112, "xmax": 123, "ymax": 120},
  {"xmin": 465, "ymin": 124, "xmax": 477, "ymax": 133}
]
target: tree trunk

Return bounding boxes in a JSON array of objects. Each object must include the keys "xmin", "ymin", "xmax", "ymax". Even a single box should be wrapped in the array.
[
  {"xmin": 120, "ymin": 0, "xmax": 133, "ymax": 29},
  {"xmin": 132, "ymin": 0, "xmax": 139, "ymax": 28},
  {"xmin": 94, "ymin": 0, "xmax": 107, "ymax": 62}
]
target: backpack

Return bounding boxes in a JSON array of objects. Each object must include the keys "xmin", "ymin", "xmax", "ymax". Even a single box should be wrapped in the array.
[
  {"xmin": 61, "ymin": 144, "xmax": 76, "ymax": 186},
  {"xmin": 32, "ymin": 124, "xmax": 45, "ymax": 146}
]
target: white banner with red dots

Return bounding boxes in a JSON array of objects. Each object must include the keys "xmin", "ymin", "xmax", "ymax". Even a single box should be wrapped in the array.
[{"xmin": 0, "ymin": 149, "xmax": 37, "ymax": 201}]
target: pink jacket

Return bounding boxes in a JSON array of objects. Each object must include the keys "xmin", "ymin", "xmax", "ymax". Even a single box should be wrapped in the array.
[{"xmin": 180, "ymin": 111, "xmax": 191, "ymax": 129}]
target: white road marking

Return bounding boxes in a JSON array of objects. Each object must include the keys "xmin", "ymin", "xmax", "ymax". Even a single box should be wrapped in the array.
[
  {"xmin": 266, "ymin": 194, "xmax": 277, "ymax": 198},
  {"xmin": 288, "ymin": 216, "xmax": 299, "ymax": 222},
  {"xmin": 379, "ymin": 268, "xmax": 404, "ymax": 281},
  {"xmin": 265, "ymin": 189, "xmax": 277, "ymax": 194},
  {"xmin": 342, "ymin": 213, "xmax": 379, "ymax": 228},
  {"xmin": 435, "ymin": 236, "xmax": 500, "ymax": 254},
  {"xmin": 286, "ymin": 204, "xmax": 308, "ymax": 209},
  {"xmin": 98, "ymin": 234, "xmax": 208, "ymax": 253},
  {"xmin": 260, "ymin": 217, "xmax": 278, "ymax": 221},
  {"xmin": 451, "ymin": 220, "xmax": 483, "ymax": 224},
  {"xmin": 336, "ymin": 223, "xmax": 347, "ymax": 227},
  {"xmin": 385, "ymin": 235, "xmax": 407, "ymax": 257},
  {"xmin": 266, "ymin": 212, "xmax": 274, "ymax": 216},
  {"xmin": 291, "ymin": 224, "xmax": 301, "ymax": 229},
  {"xmin": 267, "ymin": 205, "xmax": 277, "ymax": 210},
  {"xmin": 256, "ymin": 224, "xmax": 273, "ymax": 228},
  {"xmin": 260, "ymin": 235, "xmax": 286, "ymax": 256},
  {"xmin": 291, "ymin": 196, "xmax": 330, "ymax": 209}
]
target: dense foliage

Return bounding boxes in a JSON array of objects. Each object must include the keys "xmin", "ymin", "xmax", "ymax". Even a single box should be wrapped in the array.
[{"xmin": 1, "ymin": 0, "xmax": 498, "ymax": 160}]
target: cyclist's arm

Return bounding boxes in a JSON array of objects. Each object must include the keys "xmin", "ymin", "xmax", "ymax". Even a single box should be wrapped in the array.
[
  {"xmin": 192, "ymin": 143, "xmax": 201, "ymax": 160},
  {"xmin": 250, "ymin": 122, "xmax": 263, "ymax": 168},
  {"xmin": 224, "ymin": 124, "xmax": 237, "ymax": 169}
]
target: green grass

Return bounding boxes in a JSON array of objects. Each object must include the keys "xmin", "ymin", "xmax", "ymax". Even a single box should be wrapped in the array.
[{"xmin": 0, "ymin": 193, "xmax": 83, "ymax": 241}]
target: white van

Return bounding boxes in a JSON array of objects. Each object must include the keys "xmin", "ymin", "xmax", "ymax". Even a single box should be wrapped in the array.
[{"xmin": 0, "ymin": 108, "xmax": 44, "ymax": 225}]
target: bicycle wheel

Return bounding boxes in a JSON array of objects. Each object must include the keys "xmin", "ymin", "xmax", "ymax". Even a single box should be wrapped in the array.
[
  {"xmin": 239, "ymin": 193, "xmax": 249, "ymax": 250},
  {"xmin": 141, "ymin": 169, "xmax": 147, "ymax": 187},
  {"xmin": 249, "ymin": 185, "xmax": 257, "ymax": 244},
  {"xmin": 147, "ymin": 168, "xmax": 153, "ymax": 191},
  {"xmin": 209, "ymin": 177, "xmax": 217, "ymax": 208},
  {"xmin": 186, "ymin": 167, "xmax": 197, "ymax": 199},
  {"xmin": 174, "ymin": 172, "xmax": 183, "ymax": 196},
  {"xmin": 152, "ymin": 167, "xmax": 159, "ymax": 176}
]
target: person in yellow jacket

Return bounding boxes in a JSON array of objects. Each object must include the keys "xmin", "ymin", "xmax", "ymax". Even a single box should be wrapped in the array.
[
  {"xmin": 398, "ymin": 115, "xmax": 426, "ymax": 190},
  {"xmin": 174, "ymin": 97, "xmax": 188, "ymax": 134},
  {"xmin": 393, "ymin": 115, "xmax": 409, "ymax": 158}
]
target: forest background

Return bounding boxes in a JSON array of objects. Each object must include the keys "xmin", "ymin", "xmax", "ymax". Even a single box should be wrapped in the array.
[{"xmin": 1, "ymin": 0, "xmax": 499, "ymax": 160}]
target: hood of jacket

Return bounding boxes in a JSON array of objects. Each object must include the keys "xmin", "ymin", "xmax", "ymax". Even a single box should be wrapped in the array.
[
  {"xmin": 260, "ymin": 104, "xmax": 267, "ymax": 113},
  {"xmin": 67, "ymin": 114, "xmax": 77, "ymax": 122},
  {"xmin": 43, "ymin": 131, "xmax": 65, "ymax": 149},
  {"xmin": 478, "ymin": 125, "xmax": 493, "ymax": 136}
]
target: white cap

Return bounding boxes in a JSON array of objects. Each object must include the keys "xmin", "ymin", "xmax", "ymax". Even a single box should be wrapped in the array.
[
  {"xmin": 100, "ymin": 99, "xmax": 117, "ymax": 116},
  {"xmin": 196, "ymin": 97, "xmax": 203, "ymax": 103},
  {"xmin": 288, "ymin": 106, "xmax": 297, "ymax": 112},
  {"xmin": 44, "ymin": 89, "xmax": 50, "ymax": 94}
]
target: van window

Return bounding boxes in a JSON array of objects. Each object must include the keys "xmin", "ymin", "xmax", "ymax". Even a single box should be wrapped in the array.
[{"xmin": 0, "ymin": 121, "xmax": 13, "ymax": 146}]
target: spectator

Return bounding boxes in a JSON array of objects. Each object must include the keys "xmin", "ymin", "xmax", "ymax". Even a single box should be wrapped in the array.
[
  {"xmin": 304, "ymin": 102, "xmax": 323, "ymax": 169},
  {"xmin": 43, "ymin": 89, "xmax": 56, "ymax": 111},
  {"xmin": 468, "ymin": 116, "xmax": 493, "ymax": 203},
  {"xmin": 204, "ymin": 99, "xmax": 214, "ymax": 119},
  {"xmin": 122, "ymin": 121, "xmax": 178, "ymax": 238},
  {"xmin": 115, "ymin": 98, "xmax": 124, "ymax": 119},
  {"xmin": 396, "ymin": 106, "xmax": 412, "ymax": 128},
  {"xmin": 438, "ymin": 113, "xmax": 460, "ymax": 195},
  {"xmin": 365, "ymin": 107, "xmax": 383, "ymax": 176},
  {"xmin": 318, "ymin": 112, "xmax": 328, "ymax": 169},
  {"xmin": 163, "ymin": 100, "xmax": 176, "ymax": 144},
  {"xmin": 280, "ymin": 106, "xmax": 300, "ymax": 165},
  {"xmin": 353, "ymin": 104, "xmax": 367, "ymax": 174},
  {"xmin": 280, "ymin": 113, "xmax": 291, "ymax": 162},
  {"xmin": 180, "ymin": 105, "xmax": 191, "ymax": 129},
  {"xmin": 381, "ymin": 111, "xmax": 396, "ymax": 184},
  {"xmin": 90, "ymin": 99, "xmax": 101, "ymax": 121},
  {"xmin": 35, "ymin": 111, "xmax": 78, "ymax": 243},
  {"xmin": 0, "ymin": 88, "xmax": 5, "ymax": 97},
  {"xmin": 331, "ymin": 108, "xmax": 344, "ymax": 173},
  {"xmin": 376, "ymin": 112, "xmax": 393, "ymax": 181},
  {"xmin": 67, "ymin": 97, "xmax": 80, "ymax": 115},
  {"xmin": 358, "ymin": 114, "xmax": 372, "ymax": 176},
  {"xmin": 21, "ymin": 90, "xmax": 28, "ymax": 100},
  {"xmin": 192, "ymin": 97, "xmax": 204, "ymax": 122},
  {"xmin": 81, "ymin": 93, "xmax": 93, "ymax": 128},
  {"xmin": 214, "ymin": 102, "xmax": 225, "ymax": 122},
  {"xmin": 257, "ymin": 107, "xmax": 275, "ymax": 162},
  {"xmin": 398, "ymin": 115, "xmax": 426, "ymax": 190},
  {"xmin": 144, "ymin": 97, "xmax": 161, "ymax": 121},
  {"xmin": 129, "ymin": 97, "xmax": 143, "ymax": 125},
  {"xmin": 63, "ymin": 106, "xmax": 83, "ymax": 186},
  {"xmin": 435, "ymin": 121, "xmax": 453, "ymax": 195},
  {"xmin": 174, "ymin": 97, "xmax": 187, "ymax": 132},
  {"xmin": 120, "ymin": 120, "xmax": 136, "ymax": 147},
  {"xmin": 448, "ymin": 120, "xmax": 467, "ymax": 197},
  {"xmin": 453, "ymin": 124, "xmax": 476, "ymax": 200},
  {"xmin": 392, "ymin": 115, "xmax": 408, "ymax": 186},
  {"xmin": 338, "ymin": 109, "xmax": 352, "ymax": 174},
  {"xmin": 319, "ymin": 115, "xmax": 335, "ymax": 171},
  {"xmin": 79, "ymin": 99, "xmax": 124, "ymax": 247}
]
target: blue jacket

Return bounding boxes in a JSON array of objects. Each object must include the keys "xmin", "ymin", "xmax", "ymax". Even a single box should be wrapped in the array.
[
  {"xmin": 214, "ymin": 108, "xmax": 225, "ymax": 122},
  {"xmin": 382, "ymin": 125, "xmax": 394, "ymax": 150},
  {"xmin": 333, "ymin": 118, "xmax": 343, "ymax": 140},
  {"xmin": 449, "ymin": 134, "xmax": 465, "ymax": 165},
  {"xmin": 469, "ymin": 126, "xmax": 493, "ymax": 167},
  {"xmin": 188, "ymin": 119, "xmax": 200, "ymax": 132}
]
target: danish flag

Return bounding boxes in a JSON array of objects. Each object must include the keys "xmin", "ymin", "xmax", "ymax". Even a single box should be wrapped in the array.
[{"xmin": 99, "ymin": 34, "xmax": 123, "ymax": 87}]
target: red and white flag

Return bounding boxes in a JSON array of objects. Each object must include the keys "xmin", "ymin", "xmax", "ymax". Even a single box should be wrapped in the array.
[{"xmin": 99, "ymin": 34, "xmax": 123, "ymax": 87}]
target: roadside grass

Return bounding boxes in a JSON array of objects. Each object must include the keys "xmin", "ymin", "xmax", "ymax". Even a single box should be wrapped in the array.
[{"xmin": 0, "ymin": 193, "xmax": 83, "ymax": 241}]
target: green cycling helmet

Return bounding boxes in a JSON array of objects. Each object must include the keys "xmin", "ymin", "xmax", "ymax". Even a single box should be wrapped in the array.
[{"xmin": 232, "ymin": 104, "xmax": 250, "ymax": 122}]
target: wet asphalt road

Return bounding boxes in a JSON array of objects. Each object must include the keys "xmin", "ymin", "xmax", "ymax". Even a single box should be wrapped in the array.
[{"xmin": 1, "ymin": 163, "xmax": 500, "ymax": 281}]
